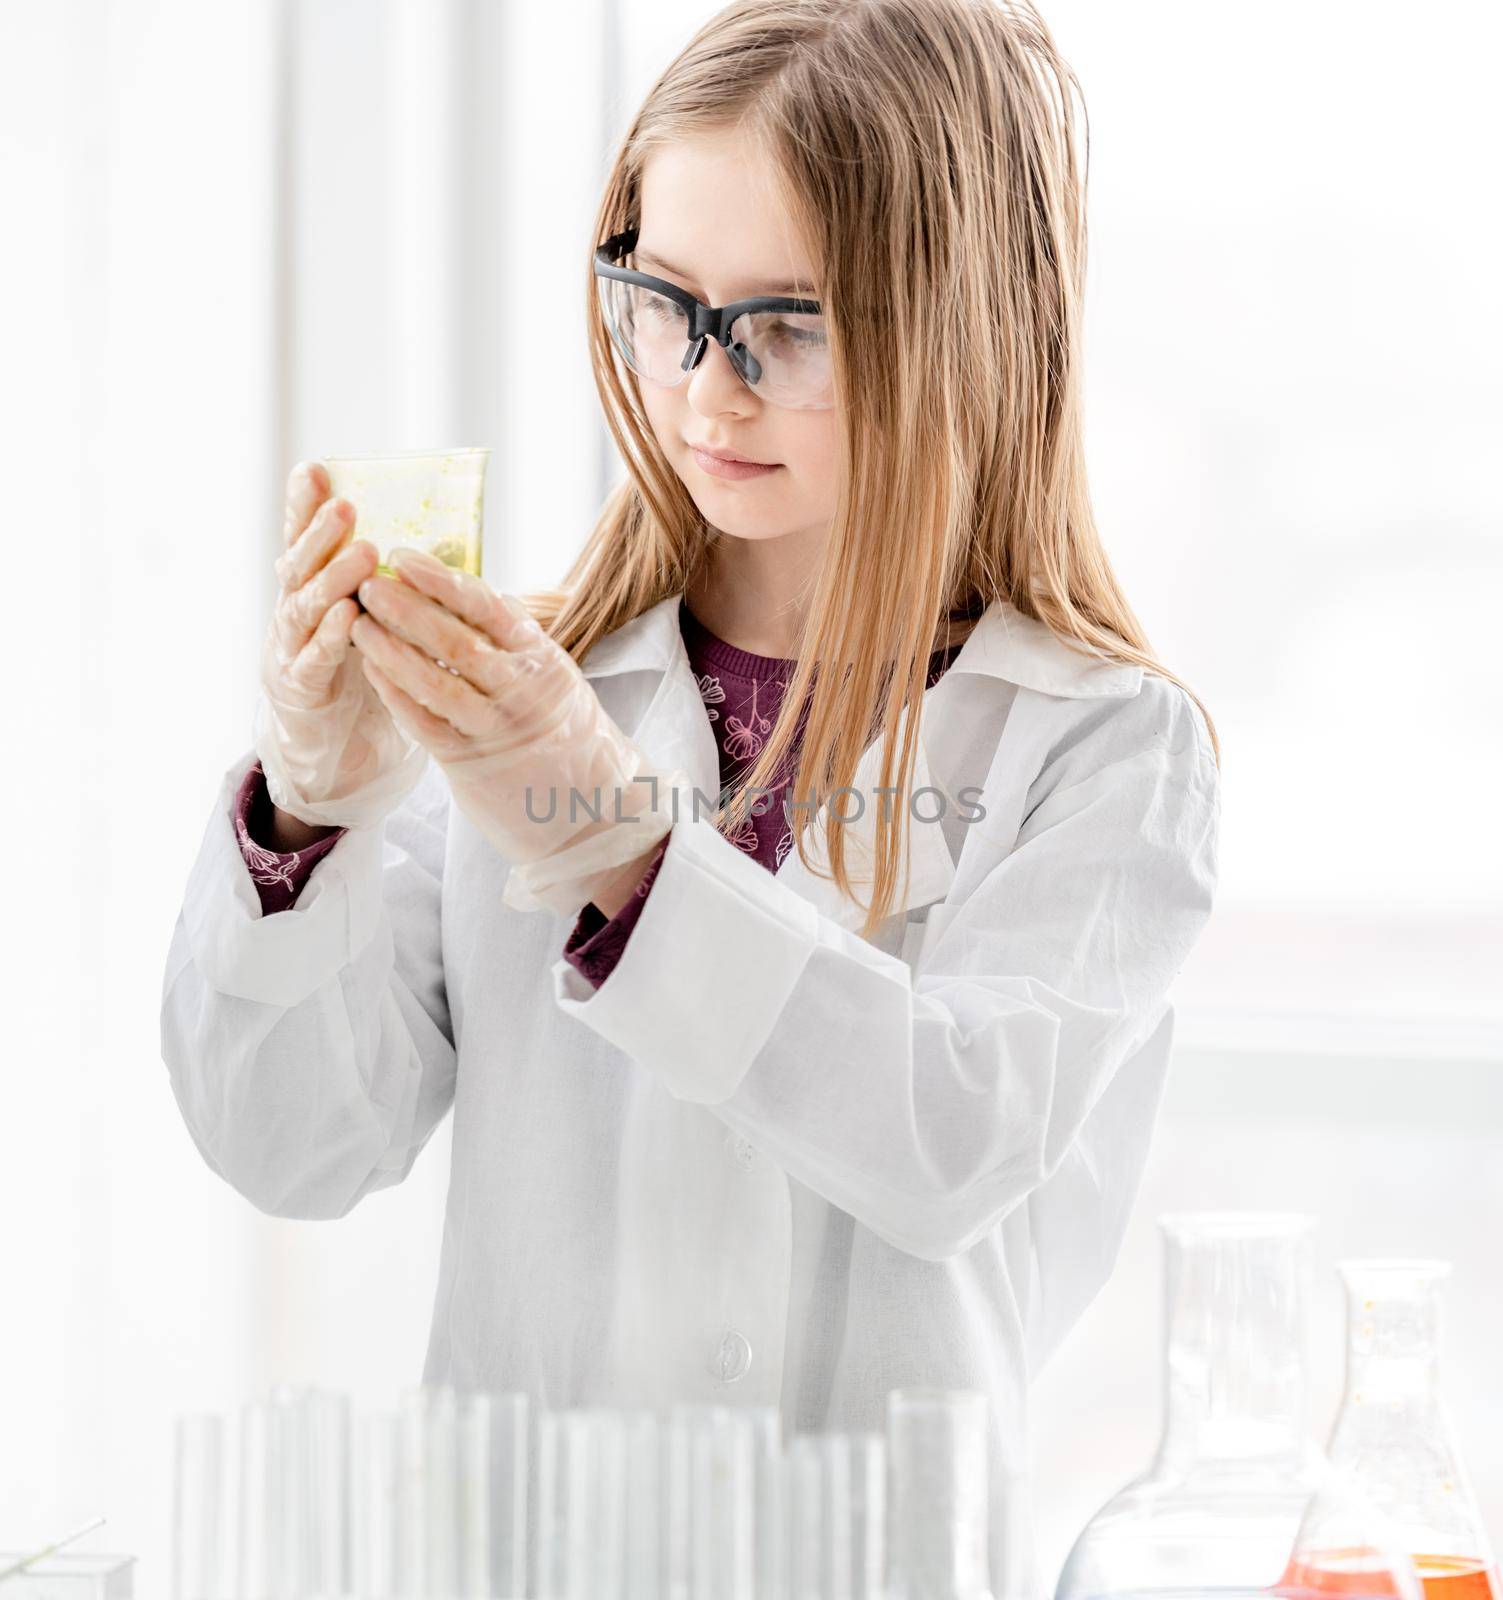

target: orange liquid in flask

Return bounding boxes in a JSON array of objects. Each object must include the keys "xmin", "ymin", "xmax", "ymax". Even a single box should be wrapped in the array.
[{"xmin": 1277, "ymin": 1551, "xmax": 1501, "ymax": 1600}]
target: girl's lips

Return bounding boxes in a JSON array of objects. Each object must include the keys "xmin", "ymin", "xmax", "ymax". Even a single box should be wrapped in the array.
[{"xmin": 690, "ymin": 446, "xmax": 782, "ymax": 481}]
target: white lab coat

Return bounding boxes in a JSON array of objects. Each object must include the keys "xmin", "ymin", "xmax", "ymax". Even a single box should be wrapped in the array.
[{"xmin": 161, "ymin": 590, "xmax": 1220, "ymax": 1599}]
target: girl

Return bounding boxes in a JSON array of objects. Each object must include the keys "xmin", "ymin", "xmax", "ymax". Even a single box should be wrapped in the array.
[{"xmin": 162, "ymin": 0, "xmax": 1221, "ymax": 1593}]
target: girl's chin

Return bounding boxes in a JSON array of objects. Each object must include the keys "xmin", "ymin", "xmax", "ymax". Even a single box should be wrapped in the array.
[{"xmin": 693, "ymin": 512, "xmax": 793, "ymax": 541}]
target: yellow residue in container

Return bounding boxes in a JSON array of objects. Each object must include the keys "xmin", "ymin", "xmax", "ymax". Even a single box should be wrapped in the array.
[{"xmin": 323, "ymin": 447, "xmax": 490, "ymax": 578}]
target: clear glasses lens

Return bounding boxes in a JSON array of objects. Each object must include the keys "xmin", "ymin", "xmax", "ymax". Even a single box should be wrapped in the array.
[{"xmin": 597, "ymin": 275, "xmax": 834, "ymax": 411}]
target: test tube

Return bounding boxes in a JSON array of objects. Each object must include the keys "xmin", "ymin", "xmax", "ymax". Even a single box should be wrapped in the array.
[
  {"xmin": 786, "ymin": 1433, "xmax": 885, "ymax": 1600},
  {"xmin": 451, "ymin": 1388, "xmax": 528, "ymax": 1600},
  {"xmin": 252, "ymin": 1383, "xmax": 349, "ymax": 1600},
  {"xmin": 172, "ymin": 1413, "xmax": 224, "ymax": 1600},
  {"xmin": 469, "ymin": 1390, "xmax": 529, "ymax": 1599},
  {"xmin": 236, "ymin": 1400, "xmax": 285, "ymax": 1600},
  {"xmin": 455, "ymin": 1392, "xmax": 492, "ymax": 1598},
  {"xmin": 845, "ymin": 1434, "xmax": 885, "ymax": 1600},
  {"xmin": 353, "ymin": 1411, "xmax": 403, "ymax": 1599},
  {"xmin": 535, "ymin": 1408, "xmax": 631, "ymax": 1600},
  {"xmin": 748, "ymin": 1408, "xmax": 787, "ymax": 1600},
  {"xmin": 271, "ymin": 1386, "xmax": 309, "ymax": 1598},
  {"xmin": 620, "ymin": 1411, "xmax": 664, "ymax": 1600},
  {"xmin": 885, "ymin": 1389, "xmax": 992, "ymax": 1600},
  {"xmin": 304, "ymin": 1388, "xmax": 351, "ymax": 1599},
  {"xmin": 400, "ymin": 1384, "xmax": 459, "ymax": 1598},
  {"xmin": 352, "ymin": 1386, "xmax": 525, "ymax": 1600},
  {"xmin": 664, "ymin": 1404, "xmax": 757, "ymax": 1600}
]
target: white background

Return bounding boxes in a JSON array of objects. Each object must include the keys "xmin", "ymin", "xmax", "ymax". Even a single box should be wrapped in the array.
[{"xmin": 2, "ymin": 0, "xmax": 1498, "ymax": 1593}]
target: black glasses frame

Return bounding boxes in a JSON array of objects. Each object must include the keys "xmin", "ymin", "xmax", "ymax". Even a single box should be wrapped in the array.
[{"xmin": 592, "ymin": 226, "xmax": 825, "ymax": 385}]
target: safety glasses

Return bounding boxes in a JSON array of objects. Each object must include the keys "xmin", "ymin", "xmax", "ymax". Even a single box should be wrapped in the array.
[{"xmin": 593, "ymin": 226, "xmax": 835, "ymax": 412}]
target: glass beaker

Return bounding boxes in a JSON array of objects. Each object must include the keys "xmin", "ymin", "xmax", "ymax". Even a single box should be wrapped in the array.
[
  {"xmin": 1053, "ymin": 1212, "xmax": 1423, "ymax": 1600},
  {"xmin": 1317, "ymin": 1260, "xmax": 1500, "ymax": 1600},
  {"xmin": 324, "ymin": 446, "xmax": 489, "ymax": 577}
]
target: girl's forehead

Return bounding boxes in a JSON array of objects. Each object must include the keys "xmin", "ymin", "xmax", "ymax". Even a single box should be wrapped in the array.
[
  {"xmin": 637, "ymin": 144, "xmax": 820, "ymax": 298},
  {"xmin": 631, "ymin": 240, "xmax": 818, "ymax": 302}
]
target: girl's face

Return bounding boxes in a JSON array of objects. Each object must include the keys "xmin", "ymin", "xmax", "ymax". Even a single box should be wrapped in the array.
[{"xmin": 634, "ymin": 130, "xmax": 840, "ymax": 548}]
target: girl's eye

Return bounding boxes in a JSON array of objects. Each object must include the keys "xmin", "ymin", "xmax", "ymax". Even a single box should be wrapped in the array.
[{"xmin": 767, "ymin": 322, "xmax": 827, "ymax": 349}]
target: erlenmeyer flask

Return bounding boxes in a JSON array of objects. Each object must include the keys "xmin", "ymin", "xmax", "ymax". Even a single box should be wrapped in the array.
[
  {"xmin": 1315, "ymin": 1260, "xmax": 1500, "ymax": 1600},
  {"xmin": 1053, "ymin": 1212, "xmax": 1423, "ymax": 1600}
]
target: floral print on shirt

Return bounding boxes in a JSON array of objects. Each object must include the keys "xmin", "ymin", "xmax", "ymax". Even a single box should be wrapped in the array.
[
  {"xmin": 561, "ymin": 601, "xmax": 959, "ymax": 987},
  {"xmin": 232, "ymin": 761, "xmax": 346, "ymax": 916}
]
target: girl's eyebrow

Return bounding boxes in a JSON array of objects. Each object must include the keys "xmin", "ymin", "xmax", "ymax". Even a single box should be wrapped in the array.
[{"xmin": 633, "ymin": 246, "xmax": 818, "ymax": 299}]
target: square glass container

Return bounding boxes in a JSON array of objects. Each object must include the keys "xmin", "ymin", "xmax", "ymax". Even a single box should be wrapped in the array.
[
  {"xmin": 0, "ymin": 1553, "xmax": 135, "ymax": 1599},
  {"xmin": 323, "ymin": 446, "xmax": 489, "ymax": 577}
]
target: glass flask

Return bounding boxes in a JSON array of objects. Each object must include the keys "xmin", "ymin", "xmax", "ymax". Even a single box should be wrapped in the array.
[
  {"xmin": 1053, "ymin": 1212, "xmax": 1424, "ymax": 1600},
  {"xmin": 1320, "ymin": 1260, "xmax": 1500, "ymax": 1600}
]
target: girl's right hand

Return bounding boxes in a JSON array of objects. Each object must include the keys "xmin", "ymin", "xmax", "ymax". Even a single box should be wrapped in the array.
[{"xmin": 251, "ymin": 460, "xmax": 430, "ymax": 830}]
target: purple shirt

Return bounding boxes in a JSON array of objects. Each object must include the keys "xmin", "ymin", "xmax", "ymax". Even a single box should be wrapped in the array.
[{"xmin": 234, "ymin": 599, "xmax": 959, "ymax": 986}]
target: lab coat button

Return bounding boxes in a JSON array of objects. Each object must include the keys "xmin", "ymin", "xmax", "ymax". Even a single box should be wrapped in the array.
[
  {"xmin": 711, "ymin": 1329, "xmax": 752, "ymax": 1384},
  {"xmin": 726, "ymin": 1132, "xmax": 760, "ymax": 1172}
]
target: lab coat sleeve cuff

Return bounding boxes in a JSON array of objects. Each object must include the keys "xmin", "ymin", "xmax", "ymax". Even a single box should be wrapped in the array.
[
  {"xmin": 550, "ymin": 814, "xmax": 820, "ymax": 1104},
  {"xmin": 183, "ymin": 747, "xmax": 386, "ymax": 1009}
]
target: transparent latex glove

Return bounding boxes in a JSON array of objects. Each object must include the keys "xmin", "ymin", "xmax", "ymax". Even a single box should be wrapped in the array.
[
  {"xmin": 252, "ymin": 461, "xmax": 429, "ymax": 829},
  {"xmin": 349, "ymin": 548, "xmax": 697, "ymax": 917}
]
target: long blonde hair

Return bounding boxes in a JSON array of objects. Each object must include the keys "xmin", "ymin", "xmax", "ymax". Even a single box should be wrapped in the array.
[{"xmin": 522, "ymin": 0, "xmax": 1221, "ymax": 940}]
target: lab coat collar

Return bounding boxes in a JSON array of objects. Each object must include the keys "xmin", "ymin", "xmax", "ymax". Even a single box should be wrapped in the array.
[
  {"xmin": 577, "ymin": 590, "xmax": 1143, "ymax": 930},
  {"xmin": 579, "ymin": 590, "xmax": 1144, "ymax": 701}
]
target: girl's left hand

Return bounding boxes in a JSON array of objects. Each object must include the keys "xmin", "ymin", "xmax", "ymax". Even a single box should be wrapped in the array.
[{"xmin": 349, "ymin": 548, "xmax": 692, "ymax": 915}]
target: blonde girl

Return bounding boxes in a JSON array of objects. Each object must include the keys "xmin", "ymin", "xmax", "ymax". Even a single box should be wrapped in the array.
[{"xmin": 163, "ymin": 1, "xmax": 1222, "ymax": 1592}]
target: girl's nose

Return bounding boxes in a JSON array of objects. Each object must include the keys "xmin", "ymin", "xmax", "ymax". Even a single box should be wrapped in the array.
[{"xmin": 684, "ymin": 337, "xmax": 755, "ymax": 415}]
